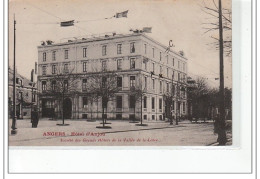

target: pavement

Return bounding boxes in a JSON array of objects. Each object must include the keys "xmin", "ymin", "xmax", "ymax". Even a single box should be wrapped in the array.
[{"xmin": 8, "ymin": 118, "xmax": 232, "ymax": 146}]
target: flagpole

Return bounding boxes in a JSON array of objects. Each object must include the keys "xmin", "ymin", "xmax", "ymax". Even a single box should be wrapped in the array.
[{"xmin": 11, "ymin": 14, "xmax": 17, "ymax": 135}]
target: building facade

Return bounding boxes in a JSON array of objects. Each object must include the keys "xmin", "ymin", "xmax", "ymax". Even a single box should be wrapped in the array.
[
  {"xmin": 37, "ymin": 33, "xmax": 188, "ymax": 121},
  {"xmin": 8, "ymin": 68, "xmax": 37, "ymax": 119}
]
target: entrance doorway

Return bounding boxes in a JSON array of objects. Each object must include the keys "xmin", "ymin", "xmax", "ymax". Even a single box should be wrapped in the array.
[{"xmin": 63, "ymin": 98, "xmax": 72, "ymax": 119}]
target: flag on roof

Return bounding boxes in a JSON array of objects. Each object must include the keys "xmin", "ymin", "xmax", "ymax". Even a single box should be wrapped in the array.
[
  {"xmin": 60, "ymin": 20, "xmax": 74, "ymax": 27},
  {"xmin": 142, "ymin": 27, "xmax": 152, "ymax": 33},
  {"xmin": 115, "ymin": 10, "xmax": 128, "ymax": 18}
]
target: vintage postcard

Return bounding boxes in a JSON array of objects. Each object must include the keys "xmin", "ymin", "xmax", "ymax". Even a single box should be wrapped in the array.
[{"xmin": 8, "ymin": 0, "xmax": 232, "ymax": 147}]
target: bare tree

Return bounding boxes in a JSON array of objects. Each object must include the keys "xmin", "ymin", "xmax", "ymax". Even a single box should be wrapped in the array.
[
  {"xmin": 187, "ymin": 77, "xmax": 210, "ymax": 122},
  {"xmin": 86, "ymin": 71, "xmax": 120, "ymax": 128},
  {"xmin": 201, "ymin": 0, "xmax": 232, "ymax": 57},
  {"xmin": 201, "ymin": 0, "xmax": 229, "ymax": 145},
  {"xmin": 163, "ymin": 91, "xmax": 174, "ymax": 124},
  {"xmin": 39, "ymin": 66, "xmax": 80, "ymax": 125},
  {"xmin": 129, "ymin": 85, "xmax": 147, "ymax": 125},
  {"xmin": 81, "ymin": 91, "xmax": 98, "ymax": 122}
]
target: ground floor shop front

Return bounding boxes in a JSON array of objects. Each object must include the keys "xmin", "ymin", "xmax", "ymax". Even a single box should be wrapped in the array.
[{"xmin": 39, "ymin": 93, "xmax": 187, "ymax": 121}]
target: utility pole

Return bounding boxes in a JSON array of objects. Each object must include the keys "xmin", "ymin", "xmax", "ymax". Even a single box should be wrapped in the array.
[
  {"xmin": 11, "ymin": 14, "xmax": 17, "ymax": 135},
  {"xmin": 170, "ymin": 74, "xmax": 174, "ymax": 125},
  {"xmin": 176, "ymin": 80, "xmax": 179, "ymax": 125},
  {"xmin": 217, "ymin": 0, "xmax": 227, "ymax": 145}
]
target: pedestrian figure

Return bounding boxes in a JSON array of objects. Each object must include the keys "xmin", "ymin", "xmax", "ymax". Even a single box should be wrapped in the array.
[{"xmin": 31, "ymin": 108, "xmax": 39, "ymax": 128}]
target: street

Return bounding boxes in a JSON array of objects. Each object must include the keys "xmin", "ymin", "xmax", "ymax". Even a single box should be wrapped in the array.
[{"xmin": 9, "ymin": 119, "xmax": 232, "ymax": 146}]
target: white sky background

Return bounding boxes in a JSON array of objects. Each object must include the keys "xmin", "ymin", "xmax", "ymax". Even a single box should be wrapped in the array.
[{"xmin": 8, "ymin": 0, "xmax": 232, "ymax": 88}]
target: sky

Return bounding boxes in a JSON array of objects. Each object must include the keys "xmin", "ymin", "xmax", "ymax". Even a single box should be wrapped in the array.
[{"xmin": 8, "ymin": 0, "xmax": 232, "ymax": 88}]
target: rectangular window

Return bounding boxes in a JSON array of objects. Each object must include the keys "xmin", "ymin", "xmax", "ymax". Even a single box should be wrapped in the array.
[
  {"xmin": 159, "ymin": 98, "xmax": 162, "ymax": 110},
  {"xmin": 83, "ymin": 97, "xmax": 88, "ymax": 108},
  {"xmin": 42, "ymin": 81, "xmax": 47, "ymax": 91},
  {"xmin": 52, "ymin": 65, "xmax": 56, "ymax": 74},
  {"xmin": 152, "ymin": 97, "xmax": 155, "ymax": 109},
  {"xmin": 82, "ymin": 79, "xmax": 87, "ymax": 90},
  {"xmin": 64, "ymin": 50, "xmax": 69, "ymax": 59},
  {"xmin": 32, "ymin": 92, "xmax": 36, "ymax": 102},
  {"xmin": 167, "ymin": 68, "xmax": 169, "ymax": 77},
  {"xmin": 160, "ymin": 52, "xmax": 162, "ymax": 61},
  {"xmin": 52, "ymin": 51, "xmax": 56, "ymax": 61},
  {"xmin": 117, "ymin": 77, "xmax": 122, "ymax": 87},
  {"xmin": 102, "ymin": 77, "xmax": 107, "ymax": 88},
  {"xmin": 130, "ymin": 58, "xmax": 135, "ymax": 69},
  {"xmin": 172, "ymin": 85, "xmax": 176, "ymax": 96},
  {"xmin": 144, "ymin": 76, "xmax": 147, "ymax": 89},
  {"xmin": 178, "ymin": 73, "xmax": 180, "ymax": 81},
  {"xmin": 167, "ymin": 83, "xmax": 169, "ymax": 92},
  {"xmin": 42, "ymin": 66, "xmax": 47, "ymax": 75},
  {"xmin": 116, "ymin": 96, "xmax": 122, "ymax": 108},
  {"xmin": 152, "ymin": 48, "xmax": 155, "ymax": 58},
  {"xmin": 43, "ymin": 52, "xmax": 46, "ymax": 61},
  {"xmin": 144, "ymin": 61, "xmax": 147, "ymax": 70},
  {"xmin": 83, "ymin": 62, "xmax": 87, "ymax": 72},
  {"xmin": 173, "ymin": 58, "xmax": 175, "ymax": 66},
  {"xmin": 172, "ymin": 70, "xmax": 175, "ymax": 79},
  {"xmin": 160, "ymin": 81, "xmax": 162, "ymax": 93},
  {"xmin": 102, "ymin": 45, "xmax": 107, "ymax": 56},
  {"xmin": 152, "ymin": 63, "xmax": 155, "ymax": 72},
  {"xmin": 64, "ymin": 64, "xmax": 69, "ymax": 73},
  {"xmin": 46, "ymin": 100, "xmax": 54, "ymax": 108},
  {"xmin": 117, "ymin": 44, "xmax": 122, "ymax": 54},
  {"xmin": 64, "ymin": 80, "xmax": 68, "ymax": 91},
  {"xmin": 152, "ymin": 79, "xmax": 155, "ymax": 89},
  {"xmin": 144, "ymin": 115, "xmax": 147, "ymax": 120},
  {"xmin": 130, "ymin": 76, "xmax": 135, "ymax": 87},
  {"xmin": 144, "ymin": 44, "xmax": 147, "ymax": 54},
  {"xmin": 143, "ymin": 96, "xmax": 147, "ymax": 108},
  {"xmin": 129, "ymin": 95, "xmax": 135, "ymax": 108},
  {"xmin": 166, "ymin": 55, "xmax": 168, "ymax": 64},
  {"xmin": 83, "ymin": 48, "xmax": 87, "ymax": 58},
  {"xmin": 130, "ymin": 42, "xmax": 135, "ymax": 53},
  {"xmin": 102, "ymin": 61, "xmax": 107, "ymax": 71},
  {"xmin": 51, "ymin": 80, "xmax": 56, "ymax": 91},
  {"xmin": 160, "ymin": 66, "xmax": 162, "ymax": 74},
  {"xmin": 183, "ymin": 102, "xmax": 186, "ymax": 113},
  {"xmin": 117, "ymin": 59, "xmax": 122, "ymax": 70}
]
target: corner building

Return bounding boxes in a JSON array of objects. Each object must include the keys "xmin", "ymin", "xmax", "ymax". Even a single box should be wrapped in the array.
[{"xmin": 38, "ymin": 33, "xmax": 188, "ymax": 121}]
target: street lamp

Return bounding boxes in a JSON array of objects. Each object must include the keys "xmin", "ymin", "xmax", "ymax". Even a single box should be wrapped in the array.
[
  {"xmin": 29, "ymin": 82, "xmax": 36, "ymax": 118},
  {"xmin": 11, "ymin": 15, "xmax": 17, "ymax": 135}
]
